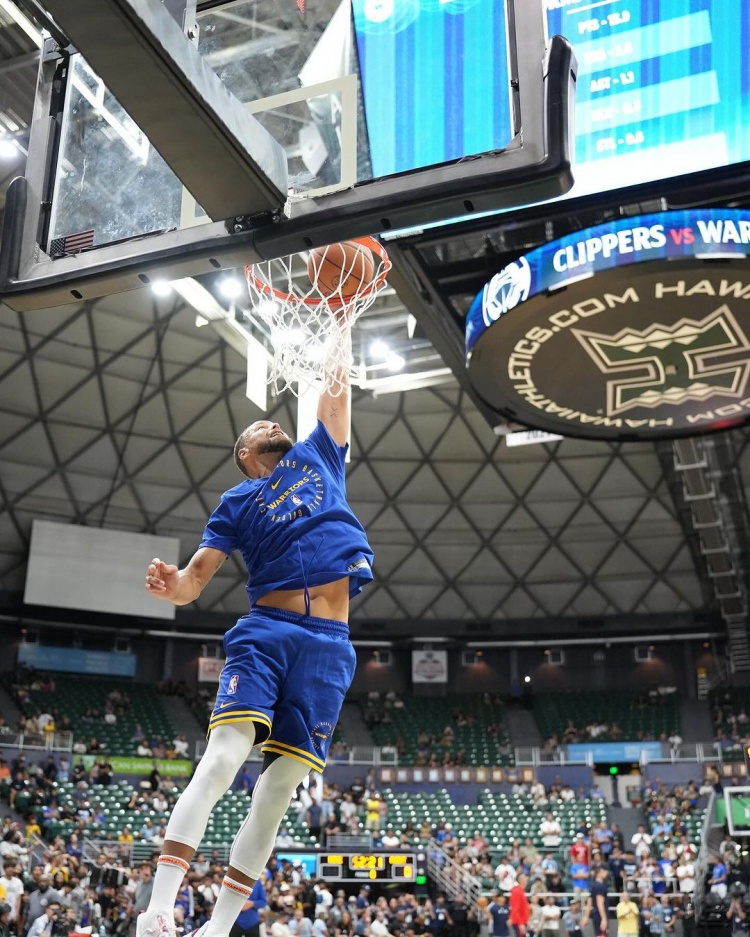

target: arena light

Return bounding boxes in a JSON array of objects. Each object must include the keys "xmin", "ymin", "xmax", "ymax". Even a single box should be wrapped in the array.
[
  {"xmin": 218, "ymin": 276, "xmax": 244, "ymax": 300},
  {"xmin": 385, "ymin": 352, "xmax": 405, "ymax": 372},
  {"xmin": 151, "ymin": 280, "xmax": 172, "ymax": 297},
  {"xmin": 0, "ymin": 137, "xmax": 17, "ymax": 159},
  {"xmin": 370, "ymin": 338, "xmax": 390, "ymax": 359}
]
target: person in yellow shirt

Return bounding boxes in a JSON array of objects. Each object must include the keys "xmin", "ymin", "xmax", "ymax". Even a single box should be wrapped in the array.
[
  {"xmin": 118, "ymin": 826, "xmax": 135, "ymax": 844},
  {"xmin": 364, "ymin": 793, "xmax": 382, "ymax": 831},
  {"xmin": 616, "ymin": 893, "xmax": 640, "ymax": 937}
]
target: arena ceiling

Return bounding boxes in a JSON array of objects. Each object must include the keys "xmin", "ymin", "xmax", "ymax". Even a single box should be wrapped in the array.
[
  {"xmin": 0, "ymin": 284, "xmax": 742, "ymax": 629},
  {"xmin": 1, "ymin": 3, "xmax": 750, "ymax": 647}
]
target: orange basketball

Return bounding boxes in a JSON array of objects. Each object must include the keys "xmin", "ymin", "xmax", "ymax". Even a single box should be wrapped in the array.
[
  {"xmin": 307, "ymin": 240, "xmax": 376, "ymax": 298},
  {"xmin": 477, "ymin": 896, "xmax": 489, "ymax": 909}
]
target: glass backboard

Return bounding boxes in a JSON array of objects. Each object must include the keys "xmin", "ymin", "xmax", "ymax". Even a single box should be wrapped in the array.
[{"xmin": 0, "ymin": 0, "xmax": 577, "ymax": 310}]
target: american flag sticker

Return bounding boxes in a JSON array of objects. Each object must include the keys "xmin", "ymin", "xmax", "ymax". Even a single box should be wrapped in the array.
[{"xmin": 49, "ymin": 229, "xmax": 96, "ymax": 258}]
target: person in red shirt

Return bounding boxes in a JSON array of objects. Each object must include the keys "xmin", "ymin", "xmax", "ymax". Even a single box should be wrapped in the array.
[
  {"xmin": 570, "ymin": 833, "xmax": 590, "ymax": 866},
  {"xmin": 509, "ymin": 873, "xmax": 530, "ymax": 937}
]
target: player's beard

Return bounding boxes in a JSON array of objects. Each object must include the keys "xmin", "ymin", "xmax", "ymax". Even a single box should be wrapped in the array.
[{"xmin": 257, "ymin": 436, "xmax": 293, "ymax": 456}]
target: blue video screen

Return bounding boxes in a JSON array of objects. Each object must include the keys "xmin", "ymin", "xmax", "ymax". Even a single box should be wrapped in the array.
[
  {"xmin": 351, "ymin": 0, "xmax": 512, "ymax": 178},
  {"xmin": 275, "ymin": 852, "xmax": 318, "ymax": 877},
  {"xmin": 357, "ymin": 0, "xmax": 750, "ymax": 207},
  {"xmin": 546, "ymin": 0, "xmax": 750, "ymax": 197}
]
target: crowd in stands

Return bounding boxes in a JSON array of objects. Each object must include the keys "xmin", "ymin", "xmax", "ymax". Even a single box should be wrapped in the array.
[
  {"xmin": 0, "ymin": 676, "xmax": 735, "ymax": 937},
  {"xmin": 0, "ymin": 673, "xmax": 190, "ymax": 764},
  {"xmin": 0, "ymin": 830, "xmax": 490, "ymax": 937},
  {"xmin": 534, "ymin": 689, "xmax": 681, "ymax": 754},
  {"xmin": 363, "ymin": 693, "xmax": 512, "ymax": 768},
  {"xmin": 487, "ymin": 789, "xmax": 701, "ymax": 903},
  {"xmin": 710, "ymin": 688, "xmax": 750, "ymax": 759},
  {"xmin": 0, "ymin": 765, "xmax": 705, "ymax": 937}
]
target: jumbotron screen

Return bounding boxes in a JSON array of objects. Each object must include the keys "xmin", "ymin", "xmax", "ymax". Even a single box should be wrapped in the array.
[
  {"xmin": 358, "ymin": 0, "xmax": 750, "ymax": 205},
  {"xmin": 545, "ymin": 0, "xmax": 750, "ymax": 197}
]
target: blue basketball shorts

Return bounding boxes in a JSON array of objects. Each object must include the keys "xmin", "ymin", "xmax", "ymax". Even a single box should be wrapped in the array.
[{"xmin": 207, "ymin": 605, "xmax": 356, "ymax": 772}]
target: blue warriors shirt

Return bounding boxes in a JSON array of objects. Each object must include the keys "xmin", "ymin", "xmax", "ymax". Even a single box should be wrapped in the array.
[{"xmin": 200, "ymin": 421, "xmax": 374, "ymax": 603}]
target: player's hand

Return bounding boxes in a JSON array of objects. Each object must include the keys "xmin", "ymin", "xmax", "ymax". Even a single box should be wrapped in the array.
[{"xmin": 145, "ymin": 557, "xmax": 179, "ymax": 600}]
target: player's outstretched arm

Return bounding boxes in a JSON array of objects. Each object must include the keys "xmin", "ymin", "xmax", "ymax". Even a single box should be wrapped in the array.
[
  {"xmin": 145, "ymin": 546, "xmax": 227, "ymax": 606},
  {"xmin": 317, "ymin": 307, "xmax": 352, "ymax": 447}
]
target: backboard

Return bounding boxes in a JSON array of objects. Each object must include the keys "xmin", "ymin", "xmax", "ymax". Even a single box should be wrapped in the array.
[{"xmin": 0, "ymin": 0, "xmax": 576, "ymax": 310}]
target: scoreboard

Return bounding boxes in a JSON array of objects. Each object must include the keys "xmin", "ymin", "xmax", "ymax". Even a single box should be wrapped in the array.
[{"xmin": 317, "ymin": 853, "xmax": 417, "ymax": 883}]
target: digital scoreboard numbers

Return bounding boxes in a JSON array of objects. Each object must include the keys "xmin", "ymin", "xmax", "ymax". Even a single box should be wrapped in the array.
[
  {"xmin": 317, "ymin": 854, "xmax": 416, "ymax": 882},
  {"xmin": 546, "ymin": 0, "xmax": 750, "ymax": 198}
]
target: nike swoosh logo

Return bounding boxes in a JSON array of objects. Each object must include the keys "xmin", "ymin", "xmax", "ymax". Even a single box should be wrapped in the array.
[
  {"xmin": 219, "ymin": 702, "xmax": 231, "ymax": 708},
  {"xmin": 271, "ymin": 477, "xmax": 282, "ymax": 490}
]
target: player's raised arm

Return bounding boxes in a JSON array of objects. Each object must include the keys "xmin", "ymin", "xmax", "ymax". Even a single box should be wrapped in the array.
[
  {"xmin": 317, "ymin": 307, "xmax": 352, "ymax": 447},
  {"xmin": 145, "ymin": 546, "xmax": 227, "ymax": 606}
]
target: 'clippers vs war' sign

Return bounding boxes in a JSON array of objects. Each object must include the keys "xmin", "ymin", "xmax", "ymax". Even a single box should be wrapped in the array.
[{"xmin": 465, "ymin": 209, "xmax": 750, "ymax": 440}]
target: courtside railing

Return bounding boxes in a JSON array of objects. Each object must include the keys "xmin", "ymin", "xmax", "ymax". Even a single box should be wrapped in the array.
[
  {"xmin": 516, "ymin": 741, "xmax": 732, "ymax": 766},
  {"xmin": 193, "ymin": 739, "xmax": 398, "ymax": 764},
  {"xmin": 0, "ymin": 730, "xmax": 73, "ymax": 752}
]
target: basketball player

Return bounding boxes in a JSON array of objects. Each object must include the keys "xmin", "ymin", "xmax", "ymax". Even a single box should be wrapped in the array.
[{"xmin": 139, "ymin": 310, "xmax": 372, "ymax": 937}]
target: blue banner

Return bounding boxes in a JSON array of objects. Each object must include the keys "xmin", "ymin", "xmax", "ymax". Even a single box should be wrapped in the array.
[
  {"xmin": 567, "ymin": 741, "xmax": 662, "ymax": 762},
  {"xmin": 466, "ymin": 208, "xmax": 750, "ymax": 356},
  {"xmin": 18, "ymin": 643, "xmax": 137, "ymax": 678}
]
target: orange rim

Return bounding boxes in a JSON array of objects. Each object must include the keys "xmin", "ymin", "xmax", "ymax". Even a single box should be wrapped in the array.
[{"xmin": 245, "ymin": 236, "xmax": 391, "ymax": 308}]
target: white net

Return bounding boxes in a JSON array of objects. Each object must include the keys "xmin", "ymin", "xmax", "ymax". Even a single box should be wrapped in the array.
[{"xmin": 245, "ymin": 237, "xmax": 391, "ymax": 397}]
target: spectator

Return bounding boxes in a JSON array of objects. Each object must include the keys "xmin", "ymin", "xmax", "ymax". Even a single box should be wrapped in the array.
[
  {"xmin": 27, "ymin": 901, "xmax": 61, "ymax": 937},
  {"xmin": 589, "ymin": 868, "xmax": 609, "ymax": 937},
  {"xmin": 487, "ymin": 894, "xmax": 510, "ymax": 937},
  {"xmin": 363, "ymin": 793, "xmax": 381, "ymax": 833},
  {"xmin": 0, "ymin": 861, "xmax": 23, "ymax": 925},
  {"xmin": 508, "ymin": 873, "xmax": 530, "ymax": 937},
  {"xmin": 675, "ymin": 856, "xmax": 695, "ymax": 895},
  {"xmin": 709, "ymin": 859, "xmax": 728, "ymax": 899},
  {"xmin": 593, "ymin": 821, "xmax": 613, "ymax": 857},
  {"xmin": 131, "ymin": 862, "xmax": 154, "ymax": 932},
  {"xmin": 271, "ymin": 911, "xmax": 292, "ymax": 937},
  {"xmin": 495, "ymin": 857, "xmax": 516, "ymax": 895},
  {"xmin": 727, "ymin": 892, "xmax": 747, "ymax": 936},
  {"xmin": 539, "ymin": 896, "xmax": 561, "ymax": 937},
  {"xmin": 562, "ymin": 900, "xmax": 586, "ymax": 937},
  {"xmin": 305, "ymin": 802, "xmax": 323, "ymax": 843},
  {"xmin": 631, "ymin": 826, "xmax": 653, "ymax": 859},
  {"xmin": 26, "ymin": 877, "xmax": 63, "ymax": 932},
  {"xmin": 615, "ymin": 893, "xmax": 639, "ymax": 937},
  {"xmin": 539, "ymin": 814, "xmax": 561, "ymax": 850}
]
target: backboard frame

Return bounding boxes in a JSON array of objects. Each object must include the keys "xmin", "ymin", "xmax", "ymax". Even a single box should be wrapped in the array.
[
  {"xmin": 0, "ymin": 0, "xmax": 577, "ymax": 311},
  {"xmin": 724, "ymin": 786, "xmax": 750, "ymax": 838}
]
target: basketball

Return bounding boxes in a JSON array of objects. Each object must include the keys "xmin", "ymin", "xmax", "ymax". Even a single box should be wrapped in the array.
[
  {"xmin": 307, "ymin": 240, "xmax": 376, "ymax": 298},
  {"xmin": 477, "ymin": 896, "xmax": 489, "ymax": 908}
]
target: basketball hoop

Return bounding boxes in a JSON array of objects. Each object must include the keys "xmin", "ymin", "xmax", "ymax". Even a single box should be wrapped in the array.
[{"xmin": 245, "ymin": 236, "xmax": 391, "ymax": 397}]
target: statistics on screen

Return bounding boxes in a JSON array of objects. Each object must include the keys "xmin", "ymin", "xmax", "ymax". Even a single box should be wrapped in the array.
[{"xmin": 546, "ymin": 0, "xmax": 750, "ymax": 197}]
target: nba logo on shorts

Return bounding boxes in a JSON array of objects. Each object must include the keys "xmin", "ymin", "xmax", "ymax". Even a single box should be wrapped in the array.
[{"xmin": 228, "ymin": 674, "xmax": 239, "ymax": 695}]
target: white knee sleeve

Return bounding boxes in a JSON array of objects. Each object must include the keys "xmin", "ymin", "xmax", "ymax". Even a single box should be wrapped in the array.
[
  {"xmin": 228, "ymin": 756, "xmax": 311, "ymax": 879},
  {"xmin": 165, "ymin": 722, "xmax": 256, "ymax": 849}
]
